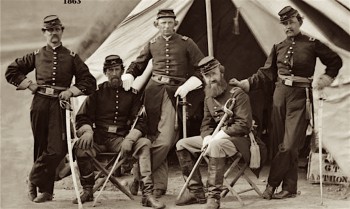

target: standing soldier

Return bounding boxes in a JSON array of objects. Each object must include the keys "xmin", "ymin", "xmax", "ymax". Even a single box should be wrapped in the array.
[
  {"xmin": 230, "ymin": 6, "xmax": 342, "ymax": 199},
  {"xmin": 5, "ymin": 15, "xmax": 96, "ymax": 203},
  {"xmin": 72, "ymin": 55, "xmax": 165, "ymax": 209},
  {"xmin": 121, "ymin": 9, "xmax": 204, "ymax": 197}
]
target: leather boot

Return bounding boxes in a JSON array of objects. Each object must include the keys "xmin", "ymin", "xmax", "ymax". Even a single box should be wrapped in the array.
[
  {"xmin": 175, "ymin": 150, "xmax": 206, "ymax": 206},
  {"xmin": 130, "ymin": 162, "xmax": 141, "ymax": 195},
  {"xmin": 28, "ymin": 181, "xmax": 37, "ymax": 201},
  {"xmin": 142, "ymin": 195, "xmax": 165, "ymax": 209},
  {"xmin": 206, "ymin": 157, "xmax": 226, "ymax": 209},
  {"xmin": 72, "ymin": 187, "xmax": 93, "ymax": 204},
  {"xmin": 262, "ymin": 184, "xmax": 276, "ymax": 200},
  {"xmin": 33, "ymin": 192, "xmax": 53, "ymax": 203}
]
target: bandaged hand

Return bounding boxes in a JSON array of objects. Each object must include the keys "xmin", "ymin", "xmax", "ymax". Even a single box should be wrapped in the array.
[
  {"xmin": 121, "ymin": 73, "xmax": 134, "ymax": 91},
  {"xmin": 174, "ymin": 76, "xmax": 202, "ymax": 98},
  {"xmin": 202, "ymin": 135, "xmax": 212, "ymax": 151},
  {"xmin": 315, "ymin": 74, "xmax": 334, "ymax": 90}
]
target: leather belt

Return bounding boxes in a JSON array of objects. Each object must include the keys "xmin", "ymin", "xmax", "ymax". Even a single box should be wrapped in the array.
[
  {"xmin": 37, "ymin": 86, "xmax": 65, "ymax": 97},
  {"xmin": 151, "ymin": 74, "xmax": 185, "ymax": 85},
  {"xmin": 96, "ymin": 124, "xmax": 127, "ymax": 134},
  {"xmin": 281, "ymin": 79, "xmax": 311, "ymax": 88},
  {"xmin": 278, "ymin": 74, "xmax": 312, "ymax": 88}
]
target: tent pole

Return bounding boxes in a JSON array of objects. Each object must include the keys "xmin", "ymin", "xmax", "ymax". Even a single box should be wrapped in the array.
[{"xmin": 205, "ymin": 0, "xmax": 214, "ymax": 56}]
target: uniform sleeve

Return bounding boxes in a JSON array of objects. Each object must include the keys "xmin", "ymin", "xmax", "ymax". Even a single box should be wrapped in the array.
[
  {"xmin": 248, "ymin": 45, "xmax": 278, "ymax": 90},
  {"xmin": 72, "ymin": 54, "xmax": 97, "ymax": 95},
  {"xmin": 222, "ymin": 89, "xmax": 252, "ymax": 136},
  {"xmin": 200, "ymin": 98, "xmax": 216, "ymax": 138},
  {"xmin": 187, "ymin": 38, "xmax": 205, "ymax": 79},
  {"xmin": 126, "ymin": 43, "xmax": 153, "ymax": 78},
  {"xmin": 75, "ymin": 93, "xmax": 97, "ymax": 130},
  {"xmin": 315, "ymin": 40, "xmax": 342, "ymax": 78},
  {"xmin": 5, "ymin": 53, "xmax": 36, "ymax": 87}
]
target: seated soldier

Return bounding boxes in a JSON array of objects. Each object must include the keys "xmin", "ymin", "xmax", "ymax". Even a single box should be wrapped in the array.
[
  {"xmin": 175, "ymin": 56, "xmax": 252, "ymax": 209},
  {"xmin": 73, "ymin": 55, "xmax": 165, "ymax": 209}
]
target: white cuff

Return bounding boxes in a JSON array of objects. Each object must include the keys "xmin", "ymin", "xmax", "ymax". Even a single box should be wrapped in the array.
[{"xmin": 69, "ymin": 86, "xmax": 83, "ymax": 96}]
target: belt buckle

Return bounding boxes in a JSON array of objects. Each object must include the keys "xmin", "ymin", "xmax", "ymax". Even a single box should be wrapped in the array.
[
  {"xmin": 284, "ymin": 79, "xmax": 293, "ymax": 86},
  {"xmin": 107, "ymin": 125, "xmax": 118, "ymax": 133},
  {"xmin": 160, "ymin": 76, "xmax": 170, "ymax": 83},
  {"xmin": 45, "ymin": 87, "xmax": 55, "ymax": 95}
]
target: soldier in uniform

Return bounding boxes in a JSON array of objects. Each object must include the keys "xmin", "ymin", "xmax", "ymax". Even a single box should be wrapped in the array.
[
  {"xmin": 175, "ymin": 56, "xmax": 252, "ymax": 209},
  {"xmin": 121, "ymin": 9, "xmax": 205, "ymax": 197},
  {"xmin": 230, "ymin": 6, "xmax": 342, "ymax": 199},
  {"xmin": 5, "ymin": 15, "xmax": 96, "ymax": 203},
  {"xmin": 73, "ymin": 55, "xmax": 165, "ymax": 209}
]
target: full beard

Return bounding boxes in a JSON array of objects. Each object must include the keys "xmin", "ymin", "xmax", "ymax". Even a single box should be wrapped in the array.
[
  {"xmin": 204, "ymin": 79, "xmax": 228, "ymax": 98},
  {"xmin": 109, "ymin": 77, "xmax": 121, "ymax": 88}
]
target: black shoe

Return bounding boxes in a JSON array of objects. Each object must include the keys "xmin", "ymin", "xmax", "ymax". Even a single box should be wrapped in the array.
[
  {"xmin": 262, "ymin": 184, "xmax": 275, "ymax": 200},
  {"xmin": 272, "ymin": 190, "xmax": 296, "ymax": 199},
  {"xmin": 72, "ymin": 188, "xmax": 93, "ymax": 204},
  {"xmin": 153, "ymin": 189, "xmax": 166, "ymax": 198},
  {"xmin": 129, "ymin": 180, "xmax": 139, "ymax": 196},
  {"xmin": 142, "ymin": 195, "xmax": 166, "ymax": 209},
  {"xmin": 175, "ymin": 189, "xmax": 206, "ymax": 206},
  {"xmin": 33, "ymin": 192, "xmax": 53, "ymax": 203},
  {"xmin": 28, "ymin": 181, "xmax": 37, "ymax": 201}
]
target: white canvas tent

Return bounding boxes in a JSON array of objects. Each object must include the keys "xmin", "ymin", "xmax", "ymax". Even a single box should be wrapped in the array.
[{"xmin": 77, "ymin": 0, "xmax": 350, "ymax": 176}]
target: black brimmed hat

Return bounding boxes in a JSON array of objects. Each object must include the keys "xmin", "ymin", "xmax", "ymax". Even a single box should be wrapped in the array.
[
  {"xmin": 156, "ymin": 9, "xmax": 176, "ymax": 19},
  {"xmin": 198, "ymin": 56, "xmax": 221, "ymax": 74},
  {"xmin": 278, "ymin": 6, "xmax": 299, "ymax": 23},
  {"xmin": 42, "ymin": 15, "xmax": 63, "ymax": 29}
]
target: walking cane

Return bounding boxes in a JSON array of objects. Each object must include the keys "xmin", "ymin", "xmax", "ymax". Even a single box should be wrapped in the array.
[
  {"xmin": 318, "ymin": 92, "xmax": 325, "ymax": 205},
  {"xmin": 60, "ymin": 99, "xmax": 83, "ymax": 209},
  {"xmin": 93, "ymin": 152, "xmax": 122, "ymax": 207},
  {"xmin": 176, "ymin": 98, "xmax": 235, "ymax": 201}
]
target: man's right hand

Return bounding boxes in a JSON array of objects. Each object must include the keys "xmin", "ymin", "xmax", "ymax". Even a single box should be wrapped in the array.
[
  {"xmin": 121, "ymin": 73, "xmax": 134, "ymax": 91},
  {"xmin": 76, "ymin": 131, "xmax": 93, "ymax": 150},
  {"xmin": 229, "ymin": 78, "xmax": 250, "ymax": 92},
  {"xmin": 28, "ymin": 83, "xmax": 39, "ymax": 93}
]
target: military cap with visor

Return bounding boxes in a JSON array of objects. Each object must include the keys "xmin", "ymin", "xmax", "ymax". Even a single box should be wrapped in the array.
[
  {"xmin": 42, "ymin": 15, "xmax": 64, "ymax": 30},
  {"xmin": 278, "ymin": 6, "xmax": 300, "ymax": 23},
  {"xmin": 198, "ymin": 56, "xmax": 221, "ymax": 74},
  {"xmin": 103, "ymin": 55, "xmax": 123, "ymax": 72},
  {"xmin": 156, "ymin": 9, "xmax": 176, "ymax": 19}
]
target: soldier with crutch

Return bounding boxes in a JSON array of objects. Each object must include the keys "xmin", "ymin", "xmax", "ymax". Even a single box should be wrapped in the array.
[{"xmin": 175, "ymin": 56, "xmax": 253, "ymax": 209}]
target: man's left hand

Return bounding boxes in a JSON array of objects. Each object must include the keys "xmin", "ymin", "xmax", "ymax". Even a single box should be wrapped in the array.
[
  {"xmin": 59, "ymin": 90, "xmax": 73, "ymax": 101},
  {"xmin": 120, "ymin": 138, "xmax": 133, "ymax": 157},
  {"xmin": 315, "ymin": 74, "xmax": 334, "ymax": 90}
]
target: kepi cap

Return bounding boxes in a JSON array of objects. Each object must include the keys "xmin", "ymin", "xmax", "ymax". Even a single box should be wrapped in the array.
[
  {"xmin": 198, "ymin": 56, "xmax": 221, "ymax": 74},
  {"xmin": 42, "ymin": 15, "xmax": 63, "ymax": 29},
  {"xmin": 157, "ymin": 9, "xmax": 176, "ymax": 19},
  {"xmin": 103, "ymin": 55, "xmax": 123, "ymax": 71},
  {"xmin": 278, "ymin": 6, "xmax": 299, "ymax": 23}
]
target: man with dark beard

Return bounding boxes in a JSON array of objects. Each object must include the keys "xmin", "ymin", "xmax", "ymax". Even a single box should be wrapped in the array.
[
  {"xmin": 5, "ymin": 15, "xmax": 96, "ymax": 203},
  {"xmin": 73, "ymin": 55, "xmax": 165, "ymax": 209},
  {"xmin": 175, "ymin": 56, "xmax": 252, "ymax": 209}
]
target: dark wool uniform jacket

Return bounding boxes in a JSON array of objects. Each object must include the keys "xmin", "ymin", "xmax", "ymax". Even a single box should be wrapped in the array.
[
  {"xmin": 126, "ymin": 33, "xmax": 204, "ymax": 135},
  {"xmin": 76, "ymin": 82, "xmax": 145, "ymax": 142},
  {"xmin": 201, "ymin": 86, "xmax": 252, "ymax": 162},
  {"xmin": 5, "ymin": 45, "xmax": 96, "ymax": 93},
  {"xmin": 248, "ymin": 33, "xmax": 342, "ymax": 90}
]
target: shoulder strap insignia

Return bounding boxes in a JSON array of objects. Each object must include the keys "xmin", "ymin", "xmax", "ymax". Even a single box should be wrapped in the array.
[
  {"xmin": 182, "ymin": 36, "xmax": 189, "ymax": 41},
  {"xmin": 70, "ymin": 50, "xmax": 76, "ymax": 57},
  {"xmin": 150, "ymin": 37, "xmax": 157, "ymax": 44},
  {"xmin": 34, "ymin": 49, "xmax": 40, "ymax": 55}
]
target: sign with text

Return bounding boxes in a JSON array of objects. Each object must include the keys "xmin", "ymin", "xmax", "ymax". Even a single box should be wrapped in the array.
[{"xmin": 307, "ymin": 152, "xmax": 348, "ymax": 185}]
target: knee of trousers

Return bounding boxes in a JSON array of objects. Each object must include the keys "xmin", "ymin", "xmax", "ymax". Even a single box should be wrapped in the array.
[
  {"xmin": 206, "ymin": 140, "xmax": 226, "ymax": 158},
  {"xmin": 176, "ymin": 138, "xmax": 192, "ymax": 151}
]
